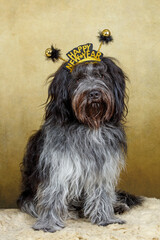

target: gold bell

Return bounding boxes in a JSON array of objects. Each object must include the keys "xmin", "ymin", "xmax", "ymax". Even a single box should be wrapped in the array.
[
  {"xmin": 102, "ymin": 29, "xmax": 111, "ymax": 37},
  {"xmin": 45, "ymin": 48, "xmax": 52, "ymax": 57}
]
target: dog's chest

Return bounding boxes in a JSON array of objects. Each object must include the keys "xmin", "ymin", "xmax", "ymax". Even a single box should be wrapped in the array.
[
  {"xmin": 38, "ymin": 124, "xmax": 125, "ymax": 199},
  {"xmin": 53, "ymin": 126, "xmax": 112, "ymax": 165},
  {"xmin": 43, "ymin": 125, "xmax": 123, "ymax": 182}
]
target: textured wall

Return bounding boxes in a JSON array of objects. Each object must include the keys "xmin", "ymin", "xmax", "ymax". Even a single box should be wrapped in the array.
[{"xmin": 0, "ymin": 0, "xmax": 159, "ymax": 207}]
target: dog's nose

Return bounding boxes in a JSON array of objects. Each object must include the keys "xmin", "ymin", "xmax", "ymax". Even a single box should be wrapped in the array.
[{"xmin": 88, "ymin": 90, "xmax": 101, "ymax": 100}]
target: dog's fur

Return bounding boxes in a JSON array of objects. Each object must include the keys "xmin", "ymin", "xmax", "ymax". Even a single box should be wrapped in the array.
[{"xmin": 17, "ymin": 57, "xmax": 143, "ymax": 232}]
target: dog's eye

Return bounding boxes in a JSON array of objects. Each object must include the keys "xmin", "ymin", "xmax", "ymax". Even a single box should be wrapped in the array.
[
  {"xmin": 76, "ymin": 73, "xmax": 87, "ymax": 82},
  {"xmin": 75, "ymin": 75, "xmax": 82, "ymax": 82},
  {"xmin": 93, "ymin": 72, "xmax": 104, "ymax": 78},
  {"xmin": 93, "ymin": 72, "xmax": 100, "ymax": 78},
  {"xmin": 100, "ymin": 74, "xmax": 104, "ymax": 79},
  {"xmin": 76, "ymin": 77, "xmax": 81, "ymax": 82}
]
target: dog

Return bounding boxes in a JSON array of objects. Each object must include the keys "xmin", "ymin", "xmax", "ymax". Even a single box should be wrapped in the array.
[{"xmin": 17, "ymin": 56, "xmax": 143, "ymax": 232}]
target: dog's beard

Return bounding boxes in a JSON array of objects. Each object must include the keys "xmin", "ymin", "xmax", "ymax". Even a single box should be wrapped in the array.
[{"xmin": 72, "ymin": 90, "xmax": 114, "ymax": 129}]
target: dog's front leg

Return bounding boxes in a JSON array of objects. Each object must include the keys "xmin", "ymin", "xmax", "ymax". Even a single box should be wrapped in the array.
[
  {"xmin": 84, "ymin": 187, "xmax": 125, "ymax": 226},
  {"xmin": 32, "ymin": 189, "xmax": 68, "ymax": 232}
]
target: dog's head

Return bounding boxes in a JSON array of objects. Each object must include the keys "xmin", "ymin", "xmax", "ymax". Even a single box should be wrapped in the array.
[{"xmin": 45, "ymin": 57, "xmax": 128, "ymax": 128}]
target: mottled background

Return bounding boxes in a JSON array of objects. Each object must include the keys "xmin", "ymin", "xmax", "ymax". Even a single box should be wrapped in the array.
[{"xmin": 0, "ymin": 0, "xmax": 160, "ymax": 207}]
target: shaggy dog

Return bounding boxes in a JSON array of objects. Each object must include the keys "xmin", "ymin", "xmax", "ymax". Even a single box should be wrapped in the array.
[{"xmin": 17, "ymin": 57, "xmax": 142, "ymax": 232}]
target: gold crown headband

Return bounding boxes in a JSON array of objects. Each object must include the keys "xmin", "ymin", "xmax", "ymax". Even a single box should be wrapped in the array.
[{"xmin": 45, "ymin": 29, "xmax": 113, "ymax": 72}]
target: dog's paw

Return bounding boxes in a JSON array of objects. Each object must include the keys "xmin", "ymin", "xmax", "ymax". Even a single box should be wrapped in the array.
[
  {"xmin": 32, "ymin": 220, "xmax": 64, "ymax": 233},
  {"xmin": 114, "ymin": 203, "xmax": 130, "ymax": 214},
  {"xmin": 99, "ymin": 218, "xmax": 126, "ymax": 226}
]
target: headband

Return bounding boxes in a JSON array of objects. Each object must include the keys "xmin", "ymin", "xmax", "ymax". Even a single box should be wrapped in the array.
[{"xmin": 45, "ymin": 29, "xmax": 113, "ymax": 72}]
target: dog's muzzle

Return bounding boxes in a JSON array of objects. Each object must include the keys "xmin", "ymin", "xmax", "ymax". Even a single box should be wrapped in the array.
[{"xmin": 72, "ymin": 86, "xmax": 114, "ymax": 129}]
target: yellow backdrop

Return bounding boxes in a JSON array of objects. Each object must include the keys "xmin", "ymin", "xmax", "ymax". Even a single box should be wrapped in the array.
[{"xmin": 0, "ymin": 0, "xmax": 160, "ymax": 207}]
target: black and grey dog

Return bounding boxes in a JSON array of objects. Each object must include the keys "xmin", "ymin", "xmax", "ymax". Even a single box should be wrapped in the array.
[{"xmin": 17, "ymin": 57, "xmax": 143, "ymax": 232}]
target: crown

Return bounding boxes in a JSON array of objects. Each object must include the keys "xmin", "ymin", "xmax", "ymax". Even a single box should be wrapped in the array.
[{"xmin": 45, "ymin": 29, "xmax": 113, "ymax": 72}]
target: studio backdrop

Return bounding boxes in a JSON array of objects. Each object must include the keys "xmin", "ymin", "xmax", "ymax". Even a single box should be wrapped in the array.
[{"xmin": 0, "ymin": 0, "xmax": 160, "ymax": 207}]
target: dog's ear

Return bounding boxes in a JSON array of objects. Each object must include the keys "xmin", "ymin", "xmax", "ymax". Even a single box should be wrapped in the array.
[
  {"xmin": 102, "ymin": 57, "xmax": 128, "ymax": 123},
  {"xmin": 45, "ymin": 64, "xmax": 73, "ymax": 124}
]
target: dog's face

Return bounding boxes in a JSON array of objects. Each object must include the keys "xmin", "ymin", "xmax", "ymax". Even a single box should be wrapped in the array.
[
  {"xmin": 69, "ymin": 62, "xmax": 115, "ymax": 128},
  {"xmin": 45, "ymin": 57, "xmax": 127, "ymax": 128}
]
